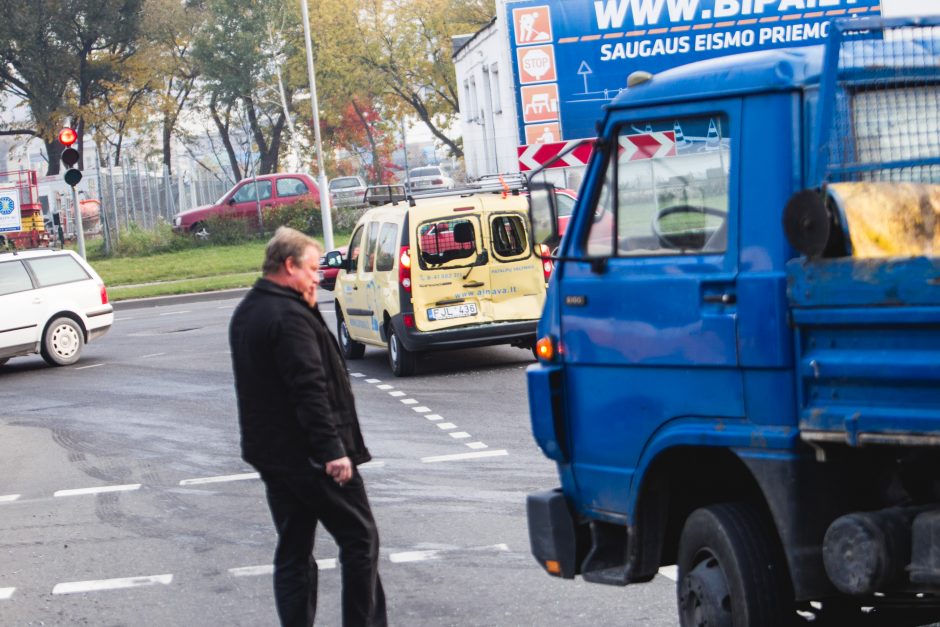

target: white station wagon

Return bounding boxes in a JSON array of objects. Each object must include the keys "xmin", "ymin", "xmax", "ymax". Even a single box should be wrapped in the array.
[{"xmin": 0, "ymin": 249, "xmax": 114, "ymax": 366}]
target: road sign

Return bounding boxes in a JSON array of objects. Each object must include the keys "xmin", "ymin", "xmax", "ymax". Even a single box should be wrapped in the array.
[
  {"xmin": 521, "ymin": 84, "xmax": 560, "ymax": 124},
  {"xmin": 518, "ymin": 139, "xmax": 595, "ymax": 171},
  {"xmin": 619, "ymin": 131, "xmax": 677, "ymax": 162},
  {"xmin": 0, "ymin": 186, "xmax": 21, "ymax": 233},
  {"xmin": 506, "ymin": 0, "xmax": 882, "ymax": 145},
  {"xmin": 525, "ymin": 122, "xmax": 562, "ymax": 145}
]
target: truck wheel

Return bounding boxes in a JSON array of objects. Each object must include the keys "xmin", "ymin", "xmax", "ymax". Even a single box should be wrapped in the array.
[
  {"xmin": 41, "ymin": 317, "xmax": 84, "ymax": 366},
  {"xmin": 387, "ymin": 329, "xmax": 416, "ymax": 377},
  {"xmin": 677, "ymin": 502, "xmax": 792, "ymax": 627},
  {"xmin": 336, "ymin": 310, "xmax": 365, "ymax": 359}
]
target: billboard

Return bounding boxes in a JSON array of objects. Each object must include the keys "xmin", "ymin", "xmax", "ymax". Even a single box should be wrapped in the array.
[
  {"xmin": 506, "ymin": 0, "xmax": 882, "ymax": 146},
  {"xmin": 0, "ymin": 185, "xmax": 20, "ymax": 233}
]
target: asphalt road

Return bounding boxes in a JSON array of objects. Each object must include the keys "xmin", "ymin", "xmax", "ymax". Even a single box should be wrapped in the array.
[{"xmin": 0, "ymin": 290, "xmax": 678, "ymax": 626}]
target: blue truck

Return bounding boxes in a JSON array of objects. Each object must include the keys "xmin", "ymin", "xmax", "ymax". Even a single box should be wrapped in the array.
[{"xmin": 525, "ymin": 16, "xmax": 940, "ymax": 626}]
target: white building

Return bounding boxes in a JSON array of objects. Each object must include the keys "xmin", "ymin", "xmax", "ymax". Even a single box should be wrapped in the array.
[{"xmin": 452, "ymin": 12, "xmax": 521, "ymax": 180}]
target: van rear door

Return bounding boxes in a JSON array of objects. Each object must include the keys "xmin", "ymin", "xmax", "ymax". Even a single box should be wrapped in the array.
[
  {"xmin": 484, "ymin": 209, "xmax": 545, "ymax": 323},
  {"xmin": 410, "ymin": 203, "xmax": 488, "ymax": 332}
]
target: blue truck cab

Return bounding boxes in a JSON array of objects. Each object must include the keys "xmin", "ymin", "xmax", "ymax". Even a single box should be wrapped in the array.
[{"xmin": 526, "ymin": 17, "xmax": 940, "ymax": 625}]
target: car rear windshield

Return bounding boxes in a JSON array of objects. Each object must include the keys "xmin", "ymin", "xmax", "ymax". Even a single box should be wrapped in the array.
[
  {"xmin": 410, "ymin": 168, "xmax": 441, "ymax": 178},
  {"xmin": 330, "ymin": 178, "xmax": 362, "ymax": 189},
  {"xmin": 26, "ymin": 255, "xmax": 90, "ymax": 287}
]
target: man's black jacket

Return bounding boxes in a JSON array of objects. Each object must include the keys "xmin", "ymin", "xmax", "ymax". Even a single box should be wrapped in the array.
[{"xmin": 229, "ymin": 278, "xmax": 371, "ymax": 473}]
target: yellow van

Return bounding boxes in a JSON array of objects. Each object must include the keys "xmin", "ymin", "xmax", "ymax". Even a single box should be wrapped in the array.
[{"xmin": 329, "ymin": 187, "xmax": 549, "ymax": 376}]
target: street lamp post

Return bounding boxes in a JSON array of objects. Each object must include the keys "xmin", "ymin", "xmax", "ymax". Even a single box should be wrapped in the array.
[{"xmin": 299, "ymin": 0, "xmax": 334, "ymax": 251}]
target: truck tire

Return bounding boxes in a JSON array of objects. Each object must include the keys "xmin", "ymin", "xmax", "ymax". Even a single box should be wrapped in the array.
[
  {"xmin": 336, "ymin": 310, "xmax": 365, "ymax": 359},
  {"xmin": 41, "ymin": 316, "xmax": 84, "ymax": 366},
  {"xmin": 677, "ymin": 502, "xmax": 792, "ymax": 627},
  {"xmin": 387, "ymin": 329, "xmax": 416, "ymax": 377}
]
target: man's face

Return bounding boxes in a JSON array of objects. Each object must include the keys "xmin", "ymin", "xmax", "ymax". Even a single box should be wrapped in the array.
[{"xmin": 286, "ymin": 245, "xmax": 321, "ymax": 307}]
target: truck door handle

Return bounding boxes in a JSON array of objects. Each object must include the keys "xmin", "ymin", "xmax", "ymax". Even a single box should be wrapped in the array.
[
  {"xmin": 463, "ymin": 281, "xmax": 484, "ymax": 288},
  {"xmin": 703, "ymin": 293, "xmax": 736, "ymax": 305}
]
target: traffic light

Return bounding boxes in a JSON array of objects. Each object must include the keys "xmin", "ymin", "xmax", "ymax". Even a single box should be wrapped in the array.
[{"xmin": 59, "ymin": 128, "xmax": 82, "ymax": 187}]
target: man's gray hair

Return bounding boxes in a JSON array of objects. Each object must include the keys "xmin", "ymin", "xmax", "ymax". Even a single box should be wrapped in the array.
[{"xmin": 262, "ymin": 227, "xmax": 323, "ymax": 275}]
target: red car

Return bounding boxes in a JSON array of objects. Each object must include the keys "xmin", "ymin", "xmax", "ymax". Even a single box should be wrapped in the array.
[
  {"xmin": 554, "ymin": 188, "xmax": 578, "ymax": 236},
  {"xmin": 172, "ymin": 173, "xmax": 320, "ymax": 239}
]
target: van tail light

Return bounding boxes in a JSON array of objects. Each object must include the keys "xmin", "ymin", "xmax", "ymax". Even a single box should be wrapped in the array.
[
  {"xmin": 100, "ymin": 284, "xmax": 109, "ymax": 305},
  {"xmin": 403, "ymin": 314, "xmax": 415, "ymax": 328},
  {"xmin": 537, "ymin": 244, "xmax": 553, "ymax": 282},
  {"xmin": 399, "ymin": 246, "xmax": 412, "ymax": 292}
]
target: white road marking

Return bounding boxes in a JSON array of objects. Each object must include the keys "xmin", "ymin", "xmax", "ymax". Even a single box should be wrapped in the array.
[
  {"xmin": 465, "ymin": 442, "xmax": 489, "ymax": 450},
  {"xmin": 659, "ymin": 566, "xmax": 678, "ymax": 581},
  {"xmin": 0, "ymin": 588, "xmax": 14, "ymax": 600},
  {"xmin": 158, "ymin": 310, "xmax": 189, "ymax": 316},
  {"xmin": 350, "ymin": 373, "xmax": 365, "ymax": 378},
  {"xmin": 359, "ymin": 461, "xmax": 386, "ymax": 469},
  {"xmin": 389, "ymin": 391, "xmax": 405, "ymax": 397},
  {"xmin": 229, "ymin": 559, "xmax": 336, "ymax": 578},
  {"xmin": 421, "ymin": 450, "xmax": 508, "ymax": 463},
  {"xmin": 425, "ymin": 414, "xmax": 444, "ymax": 421},
  {"xmin": 377, "ymin": 384, "xmax": 393, "ymax": 390},
  {"xmin": 412, "ymin": 406, "xmax": 431, "ymax": 413},
  {"xmin": 52, "ymin": 574, "xmax": 173, "ymax": 595},
  {"xmin": 389, "ymin": 550, "xmax": 440, "ymax": 563},
  {"xmin": 54, "ymin": 484, "xmax": 141, "ymax": 497},
  {"xmin": 114, "ymin": 316, "xmax": 134, "ymax": 321},
  {"xmin": 0, "ymin": 494, "xmax": 21, "ymax": 503},
  {"xmin": 179, "ymin": 472, "xmax": 259, "ymax": 486},
  {"xmin": 449, "ymin": 432, "xmax": 471, "ymax": 439},
  {"xmin": 436, "ymin": 423, "xmax": 456, "ymax": 430},
  {"xmin": 75, "ymin": 363, "xmax": 104, "ymax": 370},
  {"xmin": 365, "ymin": 378, "xmax": 381, "ymax": 384},
  {"xmin": 400, "ymin": 399, "xmax": 418, "ymax": 405},
  {"xmin": 141, "ymin": 353, "xmax": 166, "ymax": 359},
  {"xmin": 216, "ymin": 305, "xmax": 235, "ymax": 310}
]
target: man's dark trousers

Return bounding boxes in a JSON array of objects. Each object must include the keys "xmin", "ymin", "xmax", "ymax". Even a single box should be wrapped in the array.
[{"xmin": 261, "ymin": 468, "xmax": 387, "ymax": 627}]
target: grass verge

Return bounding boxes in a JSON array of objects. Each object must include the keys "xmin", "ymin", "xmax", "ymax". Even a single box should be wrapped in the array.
[{"xmin": 107, "ymin": 273, "xmax": 260, "ymax": 300}]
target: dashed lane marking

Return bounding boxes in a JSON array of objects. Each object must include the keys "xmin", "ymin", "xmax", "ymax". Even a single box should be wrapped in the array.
[
  {"xmin": 141, "ymin": 353, "xmax": 166, "ymax": 359},
  {"xmin": 75, "ymin": 363, "xmax": 104, "ymax": 370},
  {"xmin": 158, "ymin": 310, "xmax": 189, "ymax": 316},
  {"xmin": 377, "ymin": 384, "xmax": 393, "ymax": 390},
  {"xmin": 449, "ymin": 432, "xmax": 471, "ymax": 439},
  {"xmin": 54, "ymin": 484, "xmax": 141, "ymax": 498},
  {"xmin": 179, "ymin": 473, "xmax": 259, "ymax": 486},
  {"xmin": 412, "ymin": 406, "xmax": 431, "ymax": 413},
  {"xmin": 350, "ymin": 373, "xmax": 365, "ymax": 378},
  {"xmin": 659, "ymin": 566, "xmax": 678, "ymax": 581},
  {"xmin": 436, "ymin": 423, "xmax": 457, "ymax": 430},
  {"xmin": 52, "ymin": 574, "xmax": 173, "ymax": 595},
  {"xmin": 0, "ymin": 588, "xmax": 14, "ymax": 600},
  {"xmin": 421, "ymin": 450, "xmax": 508, "ymax": 463},
  {"xmin": 365, "ymin": 378, "xmax": 381, "ymax": 383},
  {"xmin": 390, "ymin": 550, "xmax": 440, "ymax": 563},
  {"xmin": 400, "ymin": 399, "xmax": 418, "ymax": 405},
  {"xmin": 0, "ymin": 494, "xmax": 21, "ymax": 503},
  {"xmin": 389, "ymin": 391, "xmax": 405, "ymax": 397},
  {"xmin": 229, "ymin": 559, "xmax": 336, "ymax": 577},
  {"xmin": 425, "ymin": 414, "xmax": 443, "ymax": 421},
  {"xmin": 465, "ymin": 442, "xmax": 488, "ymax": 450}
]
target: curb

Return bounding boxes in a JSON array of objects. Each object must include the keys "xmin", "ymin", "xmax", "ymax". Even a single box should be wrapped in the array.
[{"xmin": 112, "ymin": 287, "xmax": 251, "ymax": 310}]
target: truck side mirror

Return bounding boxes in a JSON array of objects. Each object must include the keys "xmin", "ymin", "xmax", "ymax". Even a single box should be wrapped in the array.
[{"xmin": 528, "ymin": 181, "xmax": 559, "ymax": 249}]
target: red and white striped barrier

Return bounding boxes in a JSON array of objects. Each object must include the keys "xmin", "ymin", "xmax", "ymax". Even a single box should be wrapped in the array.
[
  {"xmin": 517, "ymin": 139, "xmax": 595, "ymax": 172},
  {"xmin": 619, "ymin": 131, "xmax": 677, "ymax": 161}
]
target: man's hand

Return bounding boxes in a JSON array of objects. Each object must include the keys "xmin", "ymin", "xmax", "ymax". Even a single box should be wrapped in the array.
[{"xmin": 325, "ymin": 456, "xmax": 353, "ymax": 485}]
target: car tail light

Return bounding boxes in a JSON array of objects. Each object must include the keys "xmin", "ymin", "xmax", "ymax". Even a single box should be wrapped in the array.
[
  {"xmin": 537, "ymin": 244, "xmax": 553, "ymax": 282},
  {"xmin": 432, "ymin": 179, "xmax": 443, "ymax": 185},
  {"xmin": 399, "ymin": 246, "xmax": 412, "ymax": 292},
  {"xmin": 100, "ymin": 284, "xmax": 109, "ymax": 305}
]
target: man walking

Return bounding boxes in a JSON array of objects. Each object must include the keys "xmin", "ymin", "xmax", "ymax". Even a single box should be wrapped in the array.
[{"xmin": 229, "ymin": 227, "xmax": 386, "ymax": 627}]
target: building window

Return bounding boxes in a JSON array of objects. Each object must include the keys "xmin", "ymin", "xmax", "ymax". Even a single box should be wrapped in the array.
[
  {"xmin": 469, "ymin": 77, "xmax": 478, "ymax": 123},
  {"xmin": 463, "ymin": 80, "xmax": 471, "ymax": 122},
  {"xmin": 490, "ymin": 63, "xmax": 502, "ymax": 114}
]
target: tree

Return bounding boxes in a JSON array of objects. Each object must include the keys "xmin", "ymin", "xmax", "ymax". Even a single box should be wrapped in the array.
[{"xmin": 354, "ymin": 0, "xmax": 494, "ymax": 159}]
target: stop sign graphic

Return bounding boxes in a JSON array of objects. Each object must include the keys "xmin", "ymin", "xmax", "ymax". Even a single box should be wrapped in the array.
[{"xmin": 518, "ymin": 45, "xmax": 556, "ymax": 84}]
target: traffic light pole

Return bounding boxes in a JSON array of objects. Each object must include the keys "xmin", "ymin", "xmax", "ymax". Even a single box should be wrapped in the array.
[{"xmin": 72, "ymin": 186, "xmax": 86, "ymax": 259}]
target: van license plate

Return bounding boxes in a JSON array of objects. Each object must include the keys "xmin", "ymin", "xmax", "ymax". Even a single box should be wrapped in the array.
[{"xmin": 428, "ymin": 303, "xmax": 478, "ymax": 321}]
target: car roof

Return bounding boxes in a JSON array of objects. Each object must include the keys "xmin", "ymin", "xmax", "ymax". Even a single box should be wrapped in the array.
[{"xmin": 0, "ymin": 248, "xmax": 79, "ymax": 262}]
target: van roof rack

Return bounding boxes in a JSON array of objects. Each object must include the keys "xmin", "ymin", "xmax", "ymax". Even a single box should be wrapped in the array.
[{"xmin": 405, "ymin": 173, "xmax": 527, "ymax": 206}]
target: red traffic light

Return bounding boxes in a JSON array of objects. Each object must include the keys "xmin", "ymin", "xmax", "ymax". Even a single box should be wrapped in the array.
[{"xmin": 58, "ymin": 127, "xmax": 77, "ymax": 146}]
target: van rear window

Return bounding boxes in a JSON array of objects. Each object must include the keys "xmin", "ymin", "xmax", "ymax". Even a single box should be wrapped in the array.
[
  {"xmin": 491, "ymin": 215, "xmax": 528, "ymax": 258},
  {"xmin": 417, "ymin": 219, "xmax": 476, "ymax": 266}
]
